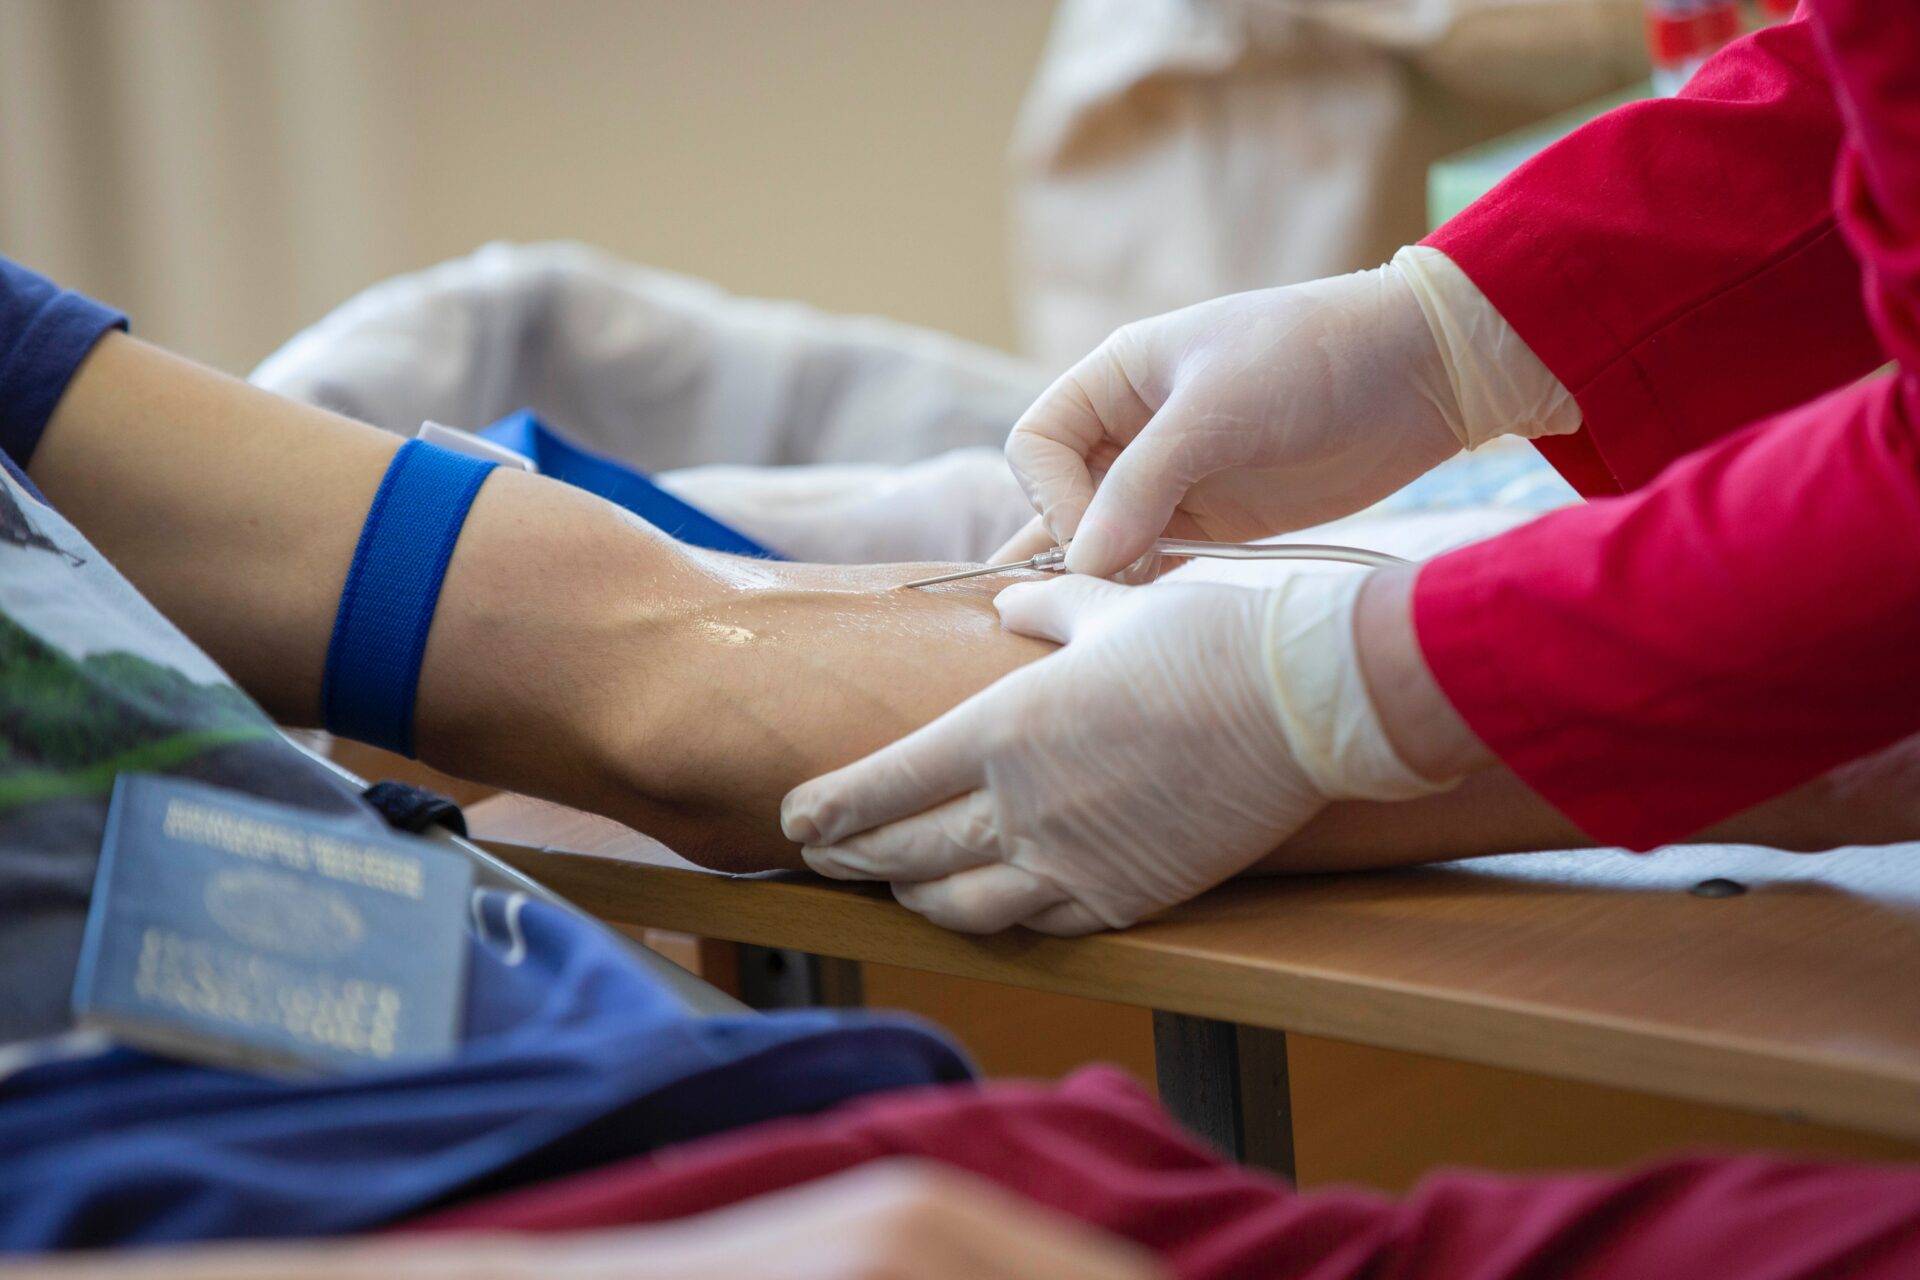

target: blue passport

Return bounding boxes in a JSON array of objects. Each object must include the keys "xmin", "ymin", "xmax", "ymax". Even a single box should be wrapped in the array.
[{"xmin": 73, "ymin": 775, "xmax": 474, "ymax": 1075}]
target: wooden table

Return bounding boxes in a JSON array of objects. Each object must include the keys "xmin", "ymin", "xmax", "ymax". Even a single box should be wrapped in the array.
[{"xmin": 468, "ymin": 794, "xmax": 1920, "ymax": 1179}]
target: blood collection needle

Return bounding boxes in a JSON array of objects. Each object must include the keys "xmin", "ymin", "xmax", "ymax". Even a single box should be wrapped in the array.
[{"xmin": 897, "ymin": 539, "xmax": 1406, "ymax": 589}]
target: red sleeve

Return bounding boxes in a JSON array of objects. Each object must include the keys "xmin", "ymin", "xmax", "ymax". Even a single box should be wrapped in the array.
[
  {"xmin": 1425, "ymin": 15, "xmax": 1881, "ymax": 497},
  {"xmin": 406, "ymin": 1067, "xmax": 1920, "ymax": 1280},
  {"xmin": 1415, "ymin": 0, "xmax": 1920, "ymax": 849},
  {"xmin": 1418, "ymin": 377, "xmax": 1920, "ymax": 847}
]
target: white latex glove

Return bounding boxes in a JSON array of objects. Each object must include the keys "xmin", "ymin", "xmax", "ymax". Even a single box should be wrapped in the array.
[
  {"xmin": 782, "ymin": 569, "xmax": 1447, "ymax": 935},
  {"xmin": 1002, "ymin": 245, "xmax": 1578, "ymax": 577}
]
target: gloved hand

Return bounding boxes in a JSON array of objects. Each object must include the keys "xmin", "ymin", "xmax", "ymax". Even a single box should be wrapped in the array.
[
  {"xmin": 1000, "ymin": 246, "xmax": 1579, "ymax": 577},
  {"xmin": 781, "ymin": 568, "xmax": 1449, "ymax": 934}
]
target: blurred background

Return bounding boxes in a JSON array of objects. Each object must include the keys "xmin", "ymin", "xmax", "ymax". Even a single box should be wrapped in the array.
[
  {"xmin": 3, "ymin": 0, "xmax": 1645, "ymax": 378},
  {"xmin": 0, "ymin": 0, "xmax": 1051, "ymax": 373},
  {"xmin": 21, "ymin": 0, "xmax": 1886, "ymax": 1192}
]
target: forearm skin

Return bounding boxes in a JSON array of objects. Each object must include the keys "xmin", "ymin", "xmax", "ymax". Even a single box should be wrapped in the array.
[
  {"xmin": 29, "ymin": 335, "xmax": 1915, "ymax": 880},
  {"xmin": 32, "ymin": 334, "xmax": 400, "ymax": 721}
]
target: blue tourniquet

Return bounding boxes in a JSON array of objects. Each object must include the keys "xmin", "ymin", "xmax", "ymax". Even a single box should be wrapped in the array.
[
  {"xmin": 322, "ymin": 440, "xmax": 497, "ymax": 756},
  {"xmin": 480, "ymin": 410, "xmax": 778, "ymax": 559}
]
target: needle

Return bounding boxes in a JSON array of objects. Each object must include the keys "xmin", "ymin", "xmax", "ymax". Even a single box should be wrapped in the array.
[
  {"xmin": 897, "ymin": 549, "xmax": 1066, "ymax": 589},
  {"xmin": 896, "ymin": 539, "xmax": 1408, "ymax": 590}
]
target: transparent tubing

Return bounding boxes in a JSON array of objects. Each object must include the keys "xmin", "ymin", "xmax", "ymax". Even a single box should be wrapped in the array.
[
  {"xmin": 1147, "ymin": 537, "xmax": 1409, "ymax": 568},
  {"xmin": 898, "ymin": 537, "xmax": 1409, "ymax": 588},
  {"xmin": 1029, "ymin": 538, "xmax": 1410, "ymax": 573}
]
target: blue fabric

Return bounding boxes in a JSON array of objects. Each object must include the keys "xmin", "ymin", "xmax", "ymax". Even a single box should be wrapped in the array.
[
  {"xmin": 322, "ymin": 441, "xmax": 497, "ymax": 756},
  {"xmin": 0, "ymin": 892, "xmax": 970, "ymax": 1249},
  {"xmin": 480, "ymin": 411, "xmax": 779, "ymax": 559},
  {"xmin": 0, "ymin": 450, "xmax": 46, "ymax": 507},
  {"xmin": 0, "ymin": 270, "xmax": 960, "ymax": 1251},
  {"xmin": 1376, "ymin": 442, "xmax": 1576, "ymax": 514},
  {"xmin": 0, "ymin": 257, "xmax": 127, "ymax": 470}
]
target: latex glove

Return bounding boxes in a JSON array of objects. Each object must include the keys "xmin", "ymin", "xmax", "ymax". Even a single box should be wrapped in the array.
[
  {"xmin": 782, "ymin": 569, "xmax": 1448, "ymax": 934},
  {"xmin": 1002, "ymin": 245, "xmax": 1578, "ymax": 576}
]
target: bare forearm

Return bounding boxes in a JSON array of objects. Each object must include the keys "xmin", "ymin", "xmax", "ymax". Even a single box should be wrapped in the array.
[
  {"xmin": 25, "ymin": 330, "xmax": 727, "ymax": 835},
  {"xmin": 1327, "ymin": 563, "xmax": 1920, "ymax": 871},
  {"xmin": 5, "ymin": 1164, "xmax": 1160, "ymax": 1280},
  {"xmin": 1270, "ymin": 727, "xmax": 1920, "ymax": 874},
  {"xmin": 19, "ymin": 331, "xmax": 1048, "ymax": 868},
  {"xmin": 27, "ymin": 341, "xmax": 1907, "ymax": 876},
  {"xmin": 31, "ymin": 334, "xmax": 400, "ymax": 721},
  {"xmin": 0, "ymin": 1238, "xmax": 528, "ymax": 1280},
  {"xmin": 28, "ymin": 333, "xmax": 696, "ymax": 737},
  {"xmin": 1353, "ymin": 563, "xmax": 1494, "ymax": 783},
  {"xmin": 1269, "ymin": 766, "xmax": 1842, "ymax": 873}
]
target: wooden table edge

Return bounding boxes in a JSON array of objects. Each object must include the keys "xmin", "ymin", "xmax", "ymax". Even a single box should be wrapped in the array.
[{"xmin": 477, "ymin": 839, "xmax": 1920, "ymax": 1143}]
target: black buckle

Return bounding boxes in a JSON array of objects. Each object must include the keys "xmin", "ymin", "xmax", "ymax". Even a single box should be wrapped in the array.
[{"xmin": 361, "ymin": 780, "xmax": 467, "ymax": 837}]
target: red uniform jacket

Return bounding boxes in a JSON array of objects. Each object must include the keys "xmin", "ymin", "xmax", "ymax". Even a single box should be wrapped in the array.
[
  {"xmin": 1415, "ymin": 1, "xmax": 1920, "ymax": 848},
  {"xmin": 410, "ymin": 14, "xmax": 1920, "ymax": 1276}
]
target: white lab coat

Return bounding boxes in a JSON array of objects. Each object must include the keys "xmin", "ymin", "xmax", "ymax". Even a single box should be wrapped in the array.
[{"xmin": 1010, "ymin": 0, "xmax": 1646, "ymax": 366}]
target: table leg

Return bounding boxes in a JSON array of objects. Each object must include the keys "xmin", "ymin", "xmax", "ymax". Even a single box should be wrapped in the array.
[
  {"xmin": 737, "ymin": 946, "xmax": 864, "ymax": 1009},
  {"xmin": 1152, "ymin": 1011, "xmax": 1295, "ymax": 1181}
]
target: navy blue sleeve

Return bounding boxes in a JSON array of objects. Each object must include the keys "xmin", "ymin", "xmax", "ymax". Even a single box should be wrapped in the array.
[{"xmin": 0, "ymin": 256, "xmax": 128, "ymax": 469}]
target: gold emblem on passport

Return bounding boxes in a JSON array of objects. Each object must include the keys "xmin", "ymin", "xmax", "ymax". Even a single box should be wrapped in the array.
[
  {"xmin": 204, "ymin": 867, "xmax": 365, "ymax": 961},
  {"xmin": 76, "ymin": 776, "xmax": 472, "ymax": 1074}
]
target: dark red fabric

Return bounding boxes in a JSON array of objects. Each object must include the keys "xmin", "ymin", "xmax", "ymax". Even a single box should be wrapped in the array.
[
  {"xmin": 401, "ymin": 1067, "xmax": 1920, "ymax": 1280},
  {"xmin": 1412, "ymin": 3, "xmax": 1920, "ymax": 849}
]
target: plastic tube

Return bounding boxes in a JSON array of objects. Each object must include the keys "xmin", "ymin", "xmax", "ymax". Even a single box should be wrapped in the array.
[{"xmin": 1143, "ymin": 537, "xmax": 1409, "ymax": 569}]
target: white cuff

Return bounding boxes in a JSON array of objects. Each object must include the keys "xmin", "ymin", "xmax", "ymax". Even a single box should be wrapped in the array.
[
  {"xmin": 1392, "ymin": 245, "xmax": 1581, "ymax": 451},
  {"xmin": 1261, "ymin": 571, "xmax": 1456, "ymax": 802}
]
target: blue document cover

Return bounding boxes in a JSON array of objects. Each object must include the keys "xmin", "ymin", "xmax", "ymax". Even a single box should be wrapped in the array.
[{"xmin": 73, "ymin": 775, "xmax": 474, "ymax": 1075}]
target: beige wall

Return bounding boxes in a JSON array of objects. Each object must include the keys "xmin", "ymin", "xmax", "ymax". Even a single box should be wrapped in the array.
[{"xmin": 0, "ymin": 1, "xmax": 1056, "ymax": 375}]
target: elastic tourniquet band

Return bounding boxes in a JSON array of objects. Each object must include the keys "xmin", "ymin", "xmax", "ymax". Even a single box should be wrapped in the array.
[{"xmin": 322, "ymin": 439, "xmax": 497, "ymax": 756}]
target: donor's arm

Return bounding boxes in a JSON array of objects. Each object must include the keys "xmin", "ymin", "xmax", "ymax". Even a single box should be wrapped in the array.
[{"xmin": 34, "ymin": 334, "xmax": 1919, "ymax": 880}]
